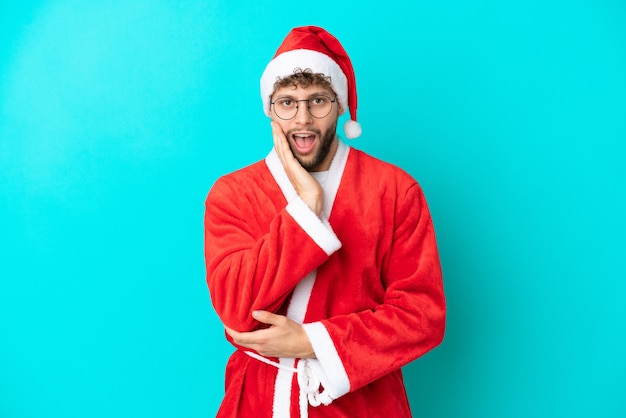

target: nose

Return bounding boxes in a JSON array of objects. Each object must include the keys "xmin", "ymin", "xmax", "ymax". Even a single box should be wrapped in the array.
[{"xmin": 294, "ymin": 102, "xmax": 313, "ymax": 125}]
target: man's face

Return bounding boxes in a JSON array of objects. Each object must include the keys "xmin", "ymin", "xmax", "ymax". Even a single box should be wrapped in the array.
[{"xmin": 270, "ymin": 84, "xmax": 341, "ymax": 172}]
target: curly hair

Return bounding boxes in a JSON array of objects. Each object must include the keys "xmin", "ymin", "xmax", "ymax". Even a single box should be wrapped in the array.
[{"xmin": 273, "ymin": 68, "xmax": 334, "ymax": 93}]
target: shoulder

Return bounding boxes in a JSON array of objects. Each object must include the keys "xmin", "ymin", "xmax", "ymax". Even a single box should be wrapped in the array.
[
  {"xmin": 224, "ymin": 158, "xmax": 269, "ymax": 179},
  {"xmin": 207, "ymin": 159, "xmax": 274, "ymax": 201},
  {"xmin": 346, "ymin": 148, "xmax": 433, "ymax": 225},
  {"xmin": 212, "ymin": 159, "xmax": 270, "ymax": 187},
  {"xmin": 347, "ymin": 147, "xmax": 423, "ymax": 195}
]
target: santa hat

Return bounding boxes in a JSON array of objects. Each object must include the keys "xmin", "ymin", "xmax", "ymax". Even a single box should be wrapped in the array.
[{"xmin": 261, "ymin": 26, "xmax": 361, "ymax": 139}]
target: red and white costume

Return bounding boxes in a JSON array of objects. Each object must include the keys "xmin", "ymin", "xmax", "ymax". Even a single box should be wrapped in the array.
[{"xmin": 204, "ymin": 140, "xmax": 446, "ymax": 417}]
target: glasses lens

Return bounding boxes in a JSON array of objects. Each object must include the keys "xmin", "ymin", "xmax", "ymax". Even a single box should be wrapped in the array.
[
  {"xmin": 273, "ymin": 98, "xmax": 297, "ymax": 120},
  {"xmin": 309, "ymin": 96, "xmax": 332, "ymax": 119}
]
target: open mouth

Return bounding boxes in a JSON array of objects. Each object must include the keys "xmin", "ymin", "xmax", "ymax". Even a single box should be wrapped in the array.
[{"xmin": 291, "ymin": 133, "xmax": 317, "ymax": 154}]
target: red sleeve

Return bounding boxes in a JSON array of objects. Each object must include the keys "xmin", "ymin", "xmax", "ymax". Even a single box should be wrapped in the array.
[{"xmin": 205, "ymin": 175, "xmax": 342, "ymax": 332}]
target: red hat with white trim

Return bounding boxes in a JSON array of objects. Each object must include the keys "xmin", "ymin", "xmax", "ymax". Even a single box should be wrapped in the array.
[{"xmin": 261, "ymin": 26, "xmax": 361, "ymax": 139}]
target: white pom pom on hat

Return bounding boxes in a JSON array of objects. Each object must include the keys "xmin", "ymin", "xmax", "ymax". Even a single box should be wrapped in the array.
[
  {"xmin": 344, "ymin": 119, "xmax": 362, "ymax": 139},
  {"xmin": 260, "ymin": 26, "xmax": 361, "ymax": 139}
]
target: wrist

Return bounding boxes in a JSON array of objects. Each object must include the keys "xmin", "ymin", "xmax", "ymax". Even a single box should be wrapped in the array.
[
  {"xmin": 298, "ymin": 327, "xmax": 317, "ymax": 359},
  {"xmin": 301, "ymin": 193, "xmax": 323, "ymax": 216}
]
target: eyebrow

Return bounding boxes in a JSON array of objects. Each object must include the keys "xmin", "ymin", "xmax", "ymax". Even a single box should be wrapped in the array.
[{"xmin": 273, "ymin": 92, "xmax": 332, "ymax": 100}]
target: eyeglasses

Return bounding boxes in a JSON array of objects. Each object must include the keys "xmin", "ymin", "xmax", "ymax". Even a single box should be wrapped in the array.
[{"xmin": 270, "ymin": 95, "xmax": 336, "ymax": 120}]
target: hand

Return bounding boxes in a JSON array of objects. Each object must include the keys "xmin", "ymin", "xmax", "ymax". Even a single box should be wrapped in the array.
[
  {"xmin": 225, "ymin": 310, "xmax": 316, "ymax": 359},
  {"xmin": 271, "ymin": 121, "xmax": 323, "ymax": 216}
]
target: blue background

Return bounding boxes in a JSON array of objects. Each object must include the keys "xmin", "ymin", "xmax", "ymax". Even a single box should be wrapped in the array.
[{"xmin": 1, "ymin": 1, "xmax": 624, "ymax": 417}]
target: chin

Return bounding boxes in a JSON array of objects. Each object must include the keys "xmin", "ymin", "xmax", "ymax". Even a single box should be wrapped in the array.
[{"xmin": 297, "ymin": 157, "xmax": 320, "ymax": 172}]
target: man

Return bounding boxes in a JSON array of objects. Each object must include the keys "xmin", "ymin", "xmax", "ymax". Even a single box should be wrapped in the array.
[{"xmin": 205, "ymin": 26, "xmax": 445, "ymax": 418}]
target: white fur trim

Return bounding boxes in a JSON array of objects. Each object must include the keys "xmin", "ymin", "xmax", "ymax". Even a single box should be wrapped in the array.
[
  {"xmin": 301, "ymin": 322, "xmax": 351, "ymax": 400},
  {"xmin": 272, "ymin": 358, "xmax": 297, "ymax": 418},
  {"xmin": 261, "ymin": 49, "xmax": 348, "ymax": 116},
  {"xmin": 274, "ymin": 272, "xmax": 317, "ymax": 417},
  {"xmin": 287, "ymin": 272, "xmax": 316, "ymax": 323},
  {"xmin": 286, "ymin": 198, "xmax": 341, "ymax": 256},
  {"xmin": 344, "ymin": 120, "xmax": 362, "ymax": 139},
  {"xmin": 322, "ymin": 140, "xmax": 350, "ymax": 216},
  {"xmin": 265, "ymin": 149, "xmax": 298, "ymax": 201}
]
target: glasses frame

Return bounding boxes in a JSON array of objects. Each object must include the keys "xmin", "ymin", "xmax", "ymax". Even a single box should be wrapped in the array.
[{"xmin": 270, "ymin": 95, "xmax": 337, "ymax": 120}]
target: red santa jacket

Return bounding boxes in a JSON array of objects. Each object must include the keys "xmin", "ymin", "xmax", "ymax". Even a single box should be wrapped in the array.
[{"xmin": 205, "ymin": 141, "xmax": 446, "ymax": 417}]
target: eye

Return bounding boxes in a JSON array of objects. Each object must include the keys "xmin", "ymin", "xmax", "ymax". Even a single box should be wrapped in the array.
[
  {"xmin": 311, "ymin": 96, "xmax": 327, "ymax": 106},
  {"xmin": 277, "ymin": 98, "xmax": 294, "ymax": 108}
]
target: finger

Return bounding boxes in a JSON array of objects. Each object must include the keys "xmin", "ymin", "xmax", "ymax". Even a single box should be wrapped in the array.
[
  {"xmin": 226, "ymin": 328, "xmax": 259, "ymax": 347},
  {"xmin": 272, "ymin": 122, "xmax": 292, "ymax": 167},
  {"xmin": 224, "ymin": 326, "xmax": 240, "ymax": 339},
  {"xmin": 272, "ymin": 123, "xmax": 303, "ymax": 179},
  {"xmin": 224, "ymin": 327, "xmax": 264, "ymax": 348},
  {"xmin": 272, "ymin": 122, "xmax": 297, "ymax": 163},
  {"xmin": 224, "ymin": 326, "xmax": 253, "ymax": 347},
  {"xmin": 271, "ymin": 121, "xmax": 287, "ymax": 152},
  {"xmin": 252, "ymin": 310, "xmax": 284, "ymax": 326},
  {"xmin": 271, "ymin": 120, "xmax": 286, "ymax": 140}
]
